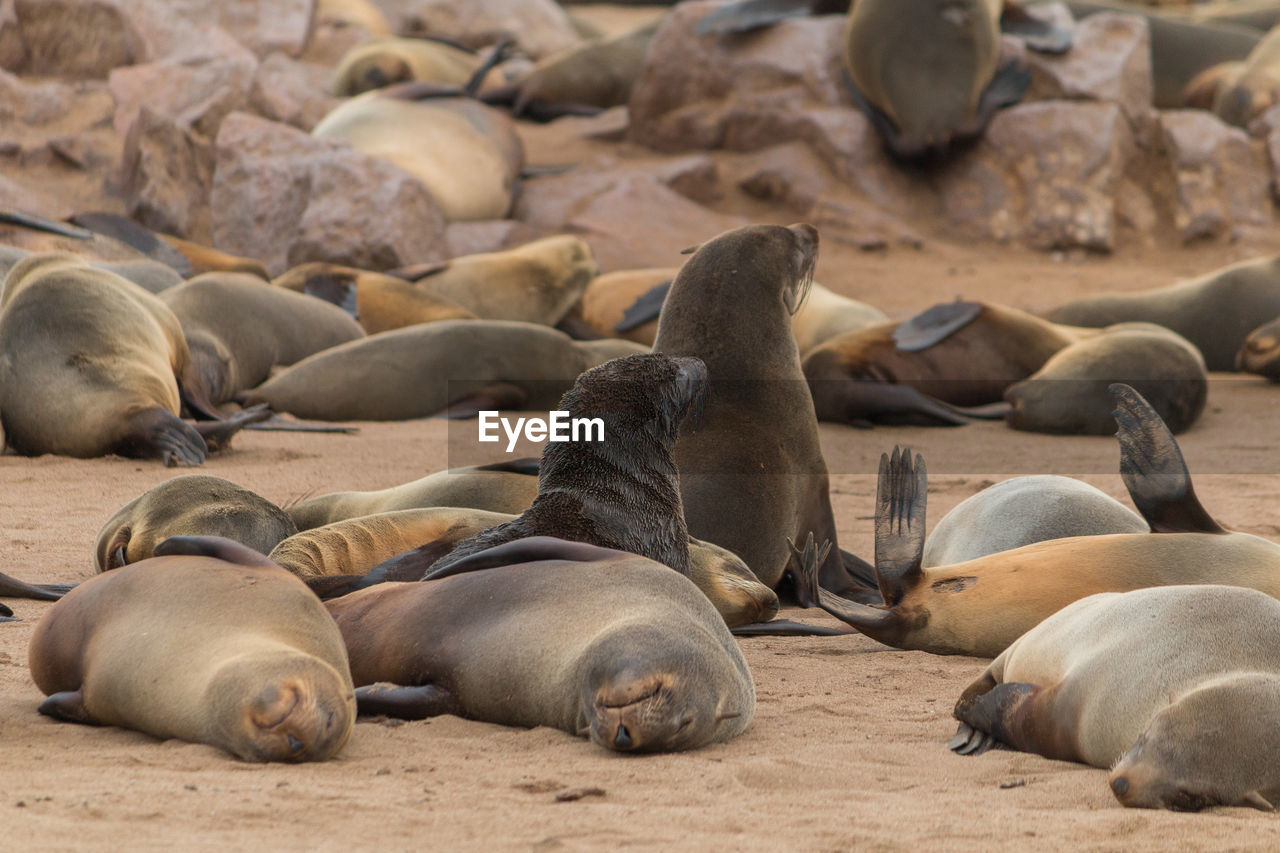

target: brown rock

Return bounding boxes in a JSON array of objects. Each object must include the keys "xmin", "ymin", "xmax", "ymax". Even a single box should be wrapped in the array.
[
  {"xmin": 1027, "ymin": 13, "xmax": 1154, "ymax": 129},
  {"xmin": 1160, "ymin": 109, "xmax": 1274, "ymax": 242},
  {"xmin": 155, "ymin": 0, "xmax": 315, "ymax": 59},
  {"xmin": 109, "ymin": 49, "xmax": 258, "ymax": 139},
  {"xmin": 444, "ymin": 220, "xmax": 542, "ymax": 258},
  {"xmin": 210, "ymin": 112, "xmax": 448, "ymax": 275},
  {"xmin": 939, "ymin": 101, "xmax": 1136, "ymax": 251},
  {"xmin": 4, "ymin": 0, "xmax": 141, "ymax": 76},
  {"xmin": 121, "ymin": 106, "xmax": 215, "ymax": 242},
  {"xmin": 629, "ymin": 0, "xmax": 847, "ymax": 153},
  {"xmin": 395, "ymin": 0, "xmax": 579, "ymax": 60},
  {"xmin": 248, "ymin": 54, "xmax": 339, "ymax": 132}
]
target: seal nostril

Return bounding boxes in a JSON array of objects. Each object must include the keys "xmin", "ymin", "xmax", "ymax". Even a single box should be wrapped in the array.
[
  {"xmin": 1110, "ymin": 776, "xmax": 1129, "ymax": 797},
  {"xmin": 613, "ymin": 724, "xmax": 633, "ymax": 749},
  {"xmin": 288, "ymin": 734, "xmax": 304, "ymax": 754}
]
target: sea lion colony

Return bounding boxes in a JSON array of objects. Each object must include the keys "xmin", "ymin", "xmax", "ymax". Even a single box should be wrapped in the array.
[{"xmin": 6, "ymin": 0, "xmax": 1280, "ymax": 839}]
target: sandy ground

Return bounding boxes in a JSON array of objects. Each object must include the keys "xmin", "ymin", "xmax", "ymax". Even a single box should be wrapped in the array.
[{"xmin": 6, "ymin": 4, "xmax": 1280, "ymax": 850}]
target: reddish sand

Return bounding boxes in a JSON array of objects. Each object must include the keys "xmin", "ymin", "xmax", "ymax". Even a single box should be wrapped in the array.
[{"xmin": 6, "ymin": 4, "xmax": 1280, "ymax": 849}]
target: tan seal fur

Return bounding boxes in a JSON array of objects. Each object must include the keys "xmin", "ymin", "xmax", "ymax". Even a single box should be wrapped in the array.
[
  {"xmin": 273, "ymin": 263, "xmax": 474, "ymax": 335},
  {"xmin": 29, "ymin": 541, "xmax": 355, "ymax": 763},
  {"xmin": 1046, "ymin": 248, "xmax": 1280, "ymax": 371},
  {"xmin": 326, "ymin": 538, "xmax": 755, "ymax": 752},
  {"xmin": 1004, "ymin": 323, "xmax": 1208, "ymax": 435},
  {"xmin": 1201, "ymin": 20, "xmax": 1280, "ymax": 125},
  {"xmin": 311, "ymin": 86, "xmax": 523, "ymax": 221},
  {"xmin": 951, "ymin": 585, "xmax": 1280, "ymax": 812},
  {"xmin": 162, "ymin": 272, "xmax": 367, "ymax": 404},
  {"xmin": 329, "ymin": 36, "xmax": 487, "ymax": 96},
  {"xmin": 0, "ymin": 254, "xmax": 209, "ymax": 464},
  {"xmin": 239, "ymin": 320, "xmax": 647, "ymax": 421},
  {"xmin": 95, "ymin": 475, "xmax": 298, "ymax": 572},
  {"xmin": 287, "ymin": 461, "xmax": 541, "ymax": 530},
  {"xmin": 800, "ymin": 386, "xmax": 1280, "ymax": 657},
  {"xmin": 1237, "ymin": 314, "xmax": 1280, "ymax": 379}
]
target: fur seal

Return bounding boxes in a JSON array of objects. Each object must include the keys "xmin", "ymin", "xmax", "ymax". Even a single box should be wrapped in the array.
[
  {"xmin": 311, "ymin": 85, "xmax": 524, "ymax": 222},
  {"xmin": 1176, "ymin": 24, "xmax": 1280, "ymax": 126},
  {"xmin": 272, "ymin": 262, "xmax": 475, "ymax": 334},
  {"xmin": 922, "ymin": 475, "xmax": 1147, "ymax": 567},
  {"xmin": 1045, "ymin": 254, "xmax": 1280, "ymax": 371},
  {"xmin": 798, "ymin": 385, "xmax": 1280, "ymax": 657},
  {"xmin": 69, "ymin": 212, "xmax": 270, "ymax": 279},
  {"xmin": 1237, "ymin": 314, "xmax": 1280, "ymax": 379},
  {"xmin": 29, "ymin": 539, "xmax": 355, "ymax": 762},
  {"xmin": 392, "ymin": 235, "xmax": 599, "ymax": 326},
  {"xmin": 329, "ymin": 36, "xmax": 489, "ymax": 96},
  {"xmin": 287, "ymin": 460, "xmax": 541, "ymax": 530},
  {"xmin": 0, "ymin": 254, "xmax": 260, "ymax": 465},
  {"xmin": 325, "ymin": 537, "xmax": 755, "ymax": 752},
  {"xmin": 161, "ymin": 273, "xmax": 367, "ymax": 404},
  {"xmin": 950, "ymin": 584, "xmax": 1280, "ymax": 812},
  {"xmin": 0, "ymin": 245, "xmax": 183, "ymax": 294},
  {"xmin": 1004, "ymin": 323, "xmax": 1208, "ymax": 435},
  {"xmin": 239, "ymin": 320, "xmax": 647, "ymax": 422},
  {"xmin": 95, "ymin": 475, "xmax": 298, "ymax": 572},
  {"xmin": 653, "ymin": 223, "xmax": 871, "ymax": 600}
]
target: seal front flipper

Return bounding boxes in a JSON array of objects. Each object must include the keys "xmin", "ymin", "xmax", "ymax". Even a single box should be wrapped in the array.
[
  {"xmin": 194, "ymin": 403, "xmax": 273, "ymax": 452},
  {"xmin": 67, "ymin": 212, "xmax": 191, "ymax": 275},
  {"xmin": 424, "ymin": 537, "xmax": 630, "ymax": 581},
  {"xmin": 951, "ymin": 682, "xmax": 1055, "ymax": 758},
  {"xmin": 999, "ymin": 2, "xmax": 1073, "ymax": 54},
  {"xmin": 434, "ymin": 382, "xmax": 529, "ymax": 419},
  {"xmin": 0, "ymin": 601, "xmax": 13, "ymax": 621},
  {"xmin": 730, "ymin": 618, "xmax": 853, "ymax": 637},
  {"xmin": 38, "ymin": 689, "xmax": 99, "ymax": 725},
  {"xmin": 476, "ymin": 458, "xmax": 540, "ymax": 476},
  {"xmin": 301, "ymin": 271, "xmax": 359, "ymax": 318},
  {"xmin": 154, "ymin": 535, "xmax": 279, "ymax": 569},
  {"xmin": 873, "ymin": 447, "xmax": 927, "ymax": 605},
  {"xmin": 948, "ymin": 721, "xmax": 998, "ymax": 756},
  {"xmin": 616, "ymin": 279, "xmax": 672, "ymax": 332},
  {"xmin": 0, "ymin": 209, "xmax": 93, "ymax": 241},
  {"xmin": 116, "ymin": 408, "xmax": 206, "ymax": 467},
  {"xmin": 694, "ymin": 0, "xmax": 842, "ymax": 36},
  {"xmin": 355, "ymin": 683, "xmax": 461, "ymax": 720},
  {"xmin": 0, "ymin": 570, "xmax": 72, "ymax": 601},
  {"xmin": 1110, "ymin": 383, "xmax": 1224, "ymax": 534},
  {"xmin": 892, "ymin": 302, "xmax": 985, "ymax": 352}
]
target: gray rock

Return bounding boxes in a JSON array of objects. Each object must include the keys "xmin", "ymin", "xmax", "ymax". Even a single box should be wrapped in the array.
[{"xmin": 1027, "ymin": 12, "xmax": 1154, "ymax": 130}]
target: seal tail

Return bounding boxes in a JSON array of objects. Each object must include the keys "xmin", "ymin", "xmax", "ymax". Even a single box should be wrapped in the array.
[
  {"xmin": 790, "ymin": 533, "xmax": 899, "ymax": 640},
  {"xmin": 1110, "ymin": 384, "xmax": 1224, "ymax": 534},
  {"xmin": 874, "ymin": 446, "xmax": 927, "ymax": 605}
]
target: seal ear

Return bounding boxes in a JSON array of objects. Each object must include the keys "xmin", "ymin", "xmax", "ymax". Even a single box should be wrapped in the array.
[
  {"xmin": 1243, "ymin": 791, "xmax": 1276, "ymax": 812},
  {"xmin": 153, "ymin": 535, "xmax": 279, "ymax": 569}
]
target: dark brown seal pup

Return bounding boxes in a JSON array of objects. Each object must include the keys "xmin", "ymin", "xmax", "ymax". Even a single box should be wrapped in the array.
[
  {"xmin": 797, "ymin": 385, "xmax": 1280, "ymax": 656},
  {"xmin": 95, "ymin": 475, "xmax": 298, "ymax": 572},
  {"xmin": 0, "ymin": 254, "xmax": 263, "ymax": 465},
  {"xmin": 325, "ymin": 537, "xmax": 755, "ymax": 752},
  {"xmin": 1045, "ymin": 254, "xmax": 1280, "ymax": 371},
  {"xmin": 1003, "ymin": 324, "xmax": 1208, "ymax": 435},
  {"xmin": 29, "ymin": 539, "xmax": 355, "ymax": 762},
  {"xmin": 653, "ymin": 223, "xmax": 871, "ymax": 601},
  {"xmin": 950, "ymin": 584, "xmax": 1280, "ymax": 812},
  {"xmin": 161, "ymin": 273, "xmax": 367, "ymax": 404}
]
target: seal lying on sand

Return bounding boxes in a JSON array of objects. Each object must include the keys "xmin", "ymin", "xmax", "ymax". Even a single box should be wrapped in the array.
[
  {"xmin": 326, "ymin": 537, "xmax": 755, "ymax": 753},
  {"xmin": 29, "ymin": 539, "xmax": 355, "ymax": 762},
  {"xmin": 797, "ymin": 384, "xmax": 1280, "ymax": 657},
  {"xmin": 951, "ymin": 584, "xmax": 1280, "ymax": 812}
]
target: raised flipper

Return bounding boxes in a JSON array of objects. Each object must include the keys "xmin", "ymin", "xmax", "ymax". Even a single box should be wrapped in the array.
[
  {"xmin": 67, "ymin": 212, "xmax": 191, "ymax": 274},
  {"xmin": 464, "ymin": 37, "xmax": 514, "ymax": 99},
  {"xmin": 38, "ymin": 689, "xmax": 99, "ymax": 725},
  {"xmin": 476, "ymin": 457, "xmax": 540, "ymax": 476},
  {"xmin": 893, "ymin": 302, "xmax": 985, "ymax": 352},
  {"xmin": 0, "ymin": 209, "xmax": 93, "ymax": 240},
  {"xmin": 434, "ymin": 382, "xmax": 529, "ymax": 419},
  {"xmin": 1000, "ymin": 2, "xmax": 1074, "ymax": 54},
  {"xmin": 730, "ymin": 619, "xmax": 854, "ymax": 637},
  {"xmin": 1110, "ymin": 383, "xmax": 1224, "ymax": 534},
  {"xmin": 302, "ymin": 272, "xmax": 359, "ymax": 318},
  {"xmin": 0, "ymin": 571, "xmax": 72, "ymax": 601},
  {"xmin": 615, "ymin": 280, "xmax": 671, "ymax": 332},
  {"xmin": 194, "ymin": 403, "xmax": 273, "ymax": 452},
  {"xmin": 694, "ymin": 0, "xmax": 841, "ymax": 36},
  {"xmin": 840, "ymin": 548, "xmax": 879, "ymax": 592},
  {"xmin": 423, "ymin": 537, "xmax": 629, "ymax": 581},
  {"xmin": 355, "ymin": 683, "xmax": 461, "ymax": 720},
  {"xmin": 786, "ymin": 532, "xmax": 832, "ymax": 608},
  {"xmin": 874, "ymin": 447, "xmax": 927, "ymax": 606},
  {"xmin": 154, "ymin": 535, "xmax": 279, "ymax": 569}
]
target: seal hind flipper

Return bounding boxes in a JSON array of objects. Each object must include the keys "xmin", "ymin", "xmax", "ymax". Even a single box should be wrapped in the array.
[
  {"xmin": 839, "ymin": 548, "xmax": 880, "ymax": 593},
  {"xmin": 0, "ymin": 209, "xmax": 93, "ymax": 241},
  {"xmin": 154, "ymin": 535, "xmax": 279, "ymax": 569},
  {"xmin": 117, "ymin": 408, "xmax": 206, "ymax": 467},
  {"xmin": 38, "ymin": 690, "xmax": 98, "ymax": 724},
  {"xmin": 194, "ymin": 403, "xmax": 273, "ymax": 452},
  {"xmin": 730, "ymin": 619, "xmax": 853, "ymax": 637},
  {"xmin": 694, "ymin": 0, "xmax": 839, "ymax": 36},
  {"xmin": 355, "ymin": 683, "xmax": 461, "ymax": 720},
  {"xmin": 893, "ymin": 302, "xmax": 985, "ymax": 352},
  {"xmin": 476, "ymin": 458, "xmax": 540, "ymax": 476},
  {"xmin": 616, "ymin": 280, "xmax": 672, "ymax": 332},
  {"xmin": 245, "ymin": 415, "xmax": 359, "ymax": 434},
  {"xmin": 874, "ymin": 447, "xmax": 927, "ymax": 605},
  {"xmin": 0, "ymin": 571, "xmax": 71, "ymax": 601},
  {"xmin": 792, "ymin": 534, "xmax": 900, "ymax": 639},
  {"xmin": 0, "ymin": 601, "xmax": 12, "ymax": 619},
  {"xmin": 786, "ymin": 532, "xmax": 832, "ymax": 607},
  {"xmin": 302, "ymin": 272, "xmax": 360, "ymax": 318},
  {"xmin": 999, "ymin": 3, "xmax": 1074, "ymax": 54},
  {"xmin": 1110, "ymin": 383, "xmax": 1224, "ymax": 534},
  {"xmin": 67, "ymin": 212, "xmax": 192, "ymax": 275}
]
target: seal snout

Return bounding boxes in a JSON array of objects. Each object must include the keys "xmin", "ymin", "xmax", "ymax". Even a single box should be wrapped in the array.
[{"xmin": 1110, "ymin": 776, "xmax": 1129, "ymax": 798}]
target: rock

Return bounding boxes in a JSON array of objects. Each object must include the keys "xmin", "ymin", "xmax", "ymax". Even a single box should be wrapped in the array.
[
  {"xmin": 210, "ymin": 112, "xmax": 448, "ymax": 275},
  {"xmin": 109, "ymin": 49, "xmax": 258, "ymax": 139},
  {"xmin": 302, "ymin": 0, "xmax": 391, "ymax": 66},
  {"xmin": 444, "ymin": 220, "xmax": 541, "ymax": 258},
  {"xmin": 938, "ymin": 101, "xmax": 1136, "ymax": 251},
  {"xmin": 155, "ymin": 0, "xmax": 314, "ymax": 59},
  {"xmin": 1159, "ymin": 109, "xmax": 1274, "ymax": 242},
  {"xmin": 1027, "ymin": 13, "xmax": 1154, "ymax": 130},
  {"xmin": 629, "ymin": 0, "xmax": 847, "ymax": 153},
  {"xmin": 2, "ymin": 0, "xmax": 142, "ymax": 76},
  {"xmin": 121, "ymin": 106, "xmax": 215, "ymax": 242},
  {"xmin": 565, "ymin": 176, "xmax": 748, "ymax": 272},
  {"xmin": 248, "ymin": 54, "xmax": 339, "ymax": 132},
  {"xmin": 393, "ymin": 0, "xmax": 579, "ymax": 60}
]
